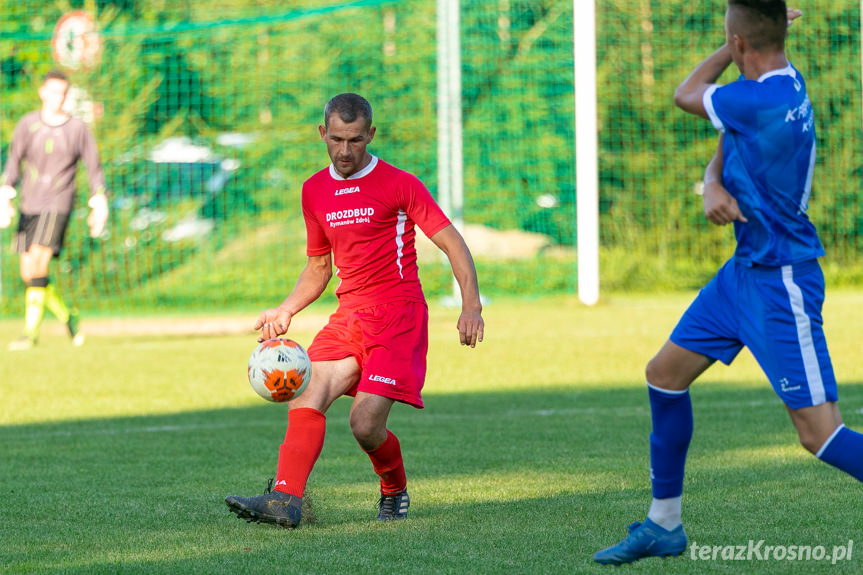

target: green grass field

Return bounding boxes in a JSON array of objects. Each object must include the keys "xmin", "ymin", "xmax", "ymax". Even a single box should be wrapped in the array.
[{"xmin": 2, "ymin": 292, "xmax": 863, "ymax": 574}]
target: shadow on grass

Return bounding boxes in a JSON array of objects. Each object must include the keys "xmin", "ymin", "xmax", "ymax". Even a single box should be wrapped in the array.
[{"xmin": 3, "ymin": 384, "xmax": 863, "ymax": 574}]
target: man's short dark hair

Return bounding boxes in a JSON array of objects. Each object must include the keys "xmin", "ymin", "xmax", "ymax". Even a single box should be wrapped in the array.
[
  {"xmin": 728, "ymin": 0, "xmax": 788, "ymax": 51},
  {"xmin": 43, "ymin": 69, "xmax": 70, "ymax": 84},
  {"xmin": 324, "ymin": 93, "xmax": 373, "ymax": 130}
]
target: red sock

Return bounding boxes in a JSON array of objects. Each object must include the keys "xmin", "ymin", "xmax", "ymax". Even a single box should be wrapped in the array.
[
  {"xmin": 365, "ymin": 429, "xmax": 407, "ymax": 495},
  {"xmin": 273, "ymin": 407, "xmax": 326, "ymax": 497}
]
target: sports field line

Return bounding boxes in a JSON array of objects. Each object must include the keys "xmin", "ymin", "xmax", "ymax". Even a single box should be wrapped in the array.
[
  {"xmin": 508, "ymin": 398, "xmax": 773, "ymax": 417},
  {"xmin": 2, "ymin": 398, "xmax": 776, "ymax": 440},
  {"xmin": 29, "ymin": 313, "xmax": 330, "ymax": 338},
  {"xmin": 2, "ymin": 420, "xmax": 278, "ymax": 439}
]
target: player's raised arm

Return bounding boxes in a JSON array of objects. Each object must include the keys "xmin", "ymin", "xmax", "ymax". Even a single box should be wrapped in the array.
[
  {"xmin": 254, "ymin": 253, "xmax": 332, "ymax": 342},
  {"xmin": 428, "ymin": 224, "xmax": 484, "ymax": 348},
  {"xmin": 786, "ymin": 7, "xmax": 802, "ymax": 27},
  {"xmin": 676, "ymin": 6, "xmax": 802, "ymax": 118},
  {"xmin": 673, "ymin": 44, "xmax": 734, "ymax": 118}
]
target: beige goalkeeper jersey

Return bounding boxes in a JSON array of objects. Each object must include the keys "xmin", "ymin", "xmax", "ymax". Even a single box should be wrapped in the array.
[{"xmin": 1, "ymin": 111, "xmax": 106, "ymax": 215}]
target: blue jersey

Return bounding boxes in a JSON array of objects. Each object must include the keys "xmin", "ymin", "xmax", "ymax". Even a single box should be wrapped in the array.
[{"xmin": 703, "ymin": 64, "xmax": 824, "ymax": 266}]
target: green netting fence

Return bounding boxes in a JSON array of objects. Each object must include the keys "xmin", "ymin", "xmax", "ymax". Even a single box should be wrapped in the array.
[{"xmin": 0, "ymin": 0, "xmax": 860, "ymax": 315}]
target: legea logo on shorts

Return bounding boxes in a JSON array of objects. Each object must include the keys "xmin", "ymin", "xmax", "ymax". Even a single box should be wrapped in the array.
[{"xmin": 369, "ymin": 374, "xmax": 397, "ymax": 386}]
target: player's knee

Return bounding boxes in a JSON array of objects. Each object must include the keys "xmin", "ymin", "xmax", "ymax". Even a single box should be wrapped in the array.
[
  {"xmin": 20, "ymin": 264, "xmax": 37, "ymax": 284},
  {"xmin": 796, "ymin": 427, "xmax": 831, "ymax": 455},
  {"xmin": 645, "ymin": 356, "xmax": 694, "ymax": 392},
  {"xmin": 798, "ymin": 433, "xmax": 822, "ymax": 455},
  {"xmin": 349, "ymin": 414, "xmax": 373, "ymax": 443},
  {"xmin": 349, "ymin": 414, "xmax": 384, "ymax": 449},
  {"xmin": 790, "ymin": 404, "xmax": 843, "ymax": 455},
  {"xmin": 645, "ymin": 357, "xmax": 671, "ymax": 390},
  {"xmin": 793, "ymin": 422, "xmax": 829, "ymax": 454}
]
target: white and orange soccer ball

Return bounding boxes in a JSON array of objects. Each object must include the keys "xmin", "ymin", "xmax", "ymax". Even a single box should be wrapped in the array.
[{"xmin": 247, "ymin": 338, "xmax": 312, "ymax": 402}]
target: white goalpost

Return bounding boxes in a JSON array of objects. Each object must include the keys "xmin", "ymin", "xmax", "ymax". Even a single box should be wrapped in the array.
[
  {"xmin": 574, "ymin": 0, "xmax": 600, "ymax": 306},
  {"xmin": 437, "ymin": 0, "xmax": 600, "ymax": 306},
  {"xmin": 436, "ymin": 0, "xmax": 464, "ymax": 304}
]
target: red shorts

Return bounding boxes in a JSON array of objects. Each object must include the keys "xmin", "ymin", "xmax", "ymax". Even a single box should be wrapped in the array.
[{"xmin": 307, "ymin": 300, "xmax": 429, "ymax": 408}]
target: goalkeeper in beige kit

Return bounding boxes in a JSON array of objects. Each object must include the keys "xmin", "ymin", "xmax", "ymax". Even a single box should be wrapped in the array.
[{"xmin": 0, "ymin": 70, "xmax": 109, "ymax": 350}]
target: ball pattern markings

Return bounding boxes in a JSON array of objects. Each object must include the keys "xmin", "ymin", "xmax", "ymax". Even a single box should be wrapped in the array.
[{"xmin": 248, "ymin": 339, "xmax": 311, "ymax": 402}]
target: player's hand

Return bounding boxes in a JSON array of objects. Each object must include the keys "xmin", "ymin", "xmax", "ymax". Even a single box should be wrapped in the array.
[
  {"xmin": 787, "ymin": 8, "xmax": 802, "ymax": 27},
  {"xmin": 457, "ymin": 308, "xmax": 484, "ymax": 348},
  {"xmin": 87, "ymin": 194, "xmax": 109, "ymax": 237},
  {"xmin": 0, "ymin": 198, "xmax": 15, "ymax": 229},
  {"xmin": 702, "ymin": 181, "xmax": 747, "ymax": 226},
  {"xmin": 254, "ymin": 306, "xmax": 293, "ymax": 342}
]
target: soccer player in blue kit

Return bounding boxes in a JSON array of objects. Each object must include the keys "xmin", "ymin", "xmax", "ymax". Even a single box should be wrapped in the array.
[{"xmin": 594, "ymin": 0, "xmax": 863, "ymax": 565}]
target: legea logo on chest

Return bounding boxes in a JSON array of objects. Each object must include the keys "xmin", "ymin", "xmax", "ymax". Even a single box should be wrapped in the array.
[{"xmin": 335, "ymin": 186, "xmax": 360, "ymax": 196}]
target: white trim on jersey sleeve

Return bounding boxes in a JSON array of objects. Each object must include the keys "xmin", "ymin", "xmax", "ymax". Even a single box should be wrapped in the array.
[
  {"xmin": 394, "ymin": 210, "xmax": 407, "ymax": 279},
  {"xmin": 800, "ymin": 141, "xmax": 816, "ymax": 212},
  {"xmin": 703, "ymin": 84, "xmax": 724, "ymax": 131},
  {"xmin": 328, "ymin": 155, "xmax": 379, "ymax": 180}
]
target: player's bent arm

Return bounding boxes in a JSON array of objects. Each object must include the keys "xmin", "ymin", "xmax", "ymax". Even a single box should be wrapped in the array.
[
  {"xmin": 673, "ymin": 44, "xmax": 733, "ymax": 118},
  {"xmin": 429, "ymin": 224, "xmax": 484, "ymax": 347},
  {"xmin": 704, "ymin": 134, "xmax": 723, "ymax": 188},
  {"xmin": 1, "ymin": 121, "xmax": 27, "ymax": 189},
  {"xmin": 702, "ymin": 134, "xmax": 747, "ymax": 226},
  {"xmin": 255, "ymin": 253, "xmax": 333, "ymax": 341},
  {"xmin": 429, "ymin": 225, "xmax": 482, "ymax": 311},
  {"xmin": 279, "ymin": 253, "xmax": 333, "ymax": 314}
]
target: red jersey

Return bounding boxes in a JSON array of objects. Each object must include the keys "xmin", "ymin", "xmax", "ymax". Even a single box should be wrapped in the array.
[{"xmin": 302, "ymin": 157, "xmax": 451, "ymax": 309}]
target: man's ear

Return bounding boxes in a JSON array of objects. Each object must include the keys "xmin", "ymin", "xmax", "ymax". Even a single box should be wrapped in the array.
[{"xmin": 732, "ymin": 33, "xmax": 747, "ymax": 57}]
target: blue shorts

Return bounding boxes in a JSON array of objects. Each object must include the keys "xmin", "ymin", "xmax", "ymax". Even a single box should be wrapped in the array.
[{"xmin": 670, "ymin": 258, "xmax": 837, "ymax": 409}]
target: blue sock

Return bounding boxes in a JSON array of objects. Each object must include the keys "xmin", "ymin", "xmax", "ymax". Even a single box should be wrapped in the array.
[
  {"xmin": 648, "ymin": 384, "xmax": 693, "ymax": 499},
  {"xmin": 816, "ymin": 425, "xmax": 863, "ymax": 481}
]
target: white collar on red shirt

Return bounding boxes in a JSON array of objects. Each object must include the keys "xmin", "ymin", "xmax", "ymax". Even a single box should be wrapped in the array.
[{"xmin": 329, "ymin": 155, "xmax": 378, "ymax": 180}]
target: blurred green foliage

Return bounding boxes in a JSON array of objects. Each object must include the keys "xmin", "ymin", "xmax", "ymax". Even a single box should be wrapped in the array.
[{"xmin": 0, "ymin": 0, "xmax": 860, "ymax": 315}]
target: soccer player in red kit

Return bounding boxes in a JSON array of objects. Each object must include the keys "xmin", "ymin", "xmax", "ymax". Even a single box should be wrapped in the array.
[{"xmin": 226, "ymin": 93, "xmax": 484, "ymax": 527}]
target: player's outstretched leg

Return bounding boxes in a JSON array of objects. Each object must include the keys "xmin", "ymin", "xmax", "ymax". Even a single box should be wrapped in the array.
[
  {"xmin": 43, "ymin": 281, "xmax": 84, "ymax": 346},
  {"xmin": 226, "ymin": 407, "xmax": 326, "ymax": 528},
  {"xmin": 67, "ymin": 308, "xmax": 84, "ymax": 346},
  {"xmin": 595, "ymin": 384, "xmax": 693, "ymax": 565},
  {"xmin": 8, "ymin": 281, "xmax": 47, "ymax": 350},
  {"xmin": 593, "ymin": 518, "xmax": 687, "ymax": 565},
  {"xmin": 225, "ymin": 485, "xmax": 303, "ymax": 529}
]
